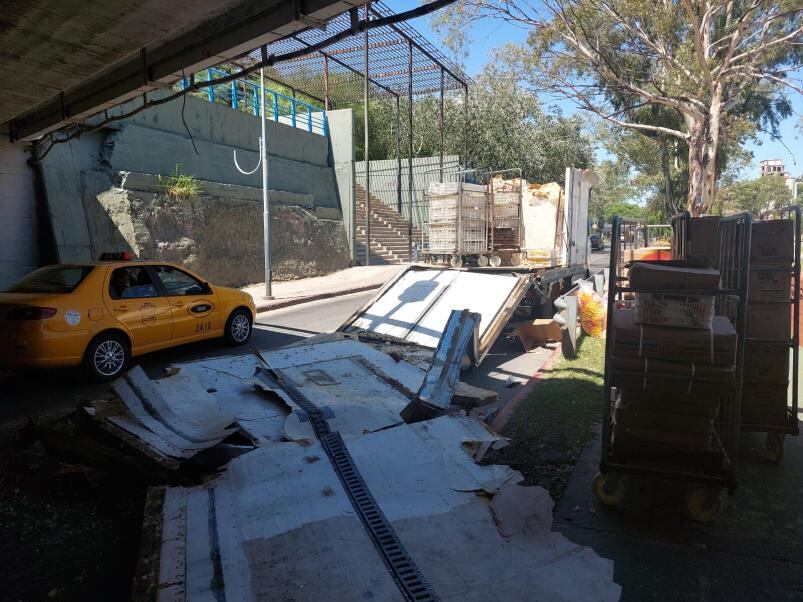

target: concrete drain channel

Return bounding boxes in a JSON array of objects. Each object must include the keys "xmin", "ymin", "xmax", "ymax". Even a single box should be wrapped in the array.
[{"xmin": 255, "ymin": 366, "xmax": 438, "ymax": 602}]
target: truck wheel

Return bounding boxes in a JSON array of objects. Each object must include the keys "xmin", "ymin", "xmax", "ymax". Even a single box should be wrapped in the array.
[
  {"xmin": 449, "ymin": 255, "xmax": 463, "ymax": 268},
  {"xmin": 225, "ymin": 308, "xmax": 253, "ymax": 345},
  {"xmin": 84, "ymin": 332, "xmax": 130, "ymax": 382}
]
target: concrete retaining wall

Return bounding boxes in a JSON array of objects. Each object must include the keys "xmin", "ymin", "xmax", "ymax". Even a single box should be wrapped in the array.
[{"xmin": 37, "ymin": 95, "xmax": 352, "ymax": 281}]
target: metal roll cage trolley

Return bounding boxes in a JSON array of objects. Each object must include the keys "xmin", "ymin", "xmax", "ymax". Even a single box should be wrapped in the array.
[
  {"xmin": 746, "ymin": 206, "xmax": 800, "ymax": 460},
  {"xmin": 595, "ymin": 213, "xmax": 752, "ymax": 522}
]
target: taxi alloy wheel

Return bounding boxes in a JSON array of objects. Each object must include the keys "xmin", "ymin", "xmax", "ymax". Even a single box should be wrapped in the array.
[
  {"xmin": 86, "ymin": 333, "xmax": 130, "ymax": 381},
  {"xmin": 226, "ymin": 309, "xmax": 252, "ymax": 345}
]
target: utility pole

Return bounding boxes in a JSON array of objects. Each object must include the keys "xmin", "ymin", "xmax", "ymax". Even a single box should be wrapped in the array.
[
  {"xmin": 261, "ymin": 68, "xmax": 273, "ymax": 299},
  {"xmin": 233, "ymin": 67, "xmax": 273, "ymax": 299}
]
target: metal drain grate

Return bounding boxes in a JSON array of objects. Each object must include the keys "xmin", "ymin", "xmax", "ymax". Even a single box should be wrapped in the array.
[
  {"xmin": 321, "ymin": 431, "xmax": 437, "ymax": 602},
  {"xmin": 254, "ymin": 365, "xmax": 438, "ymax": 601}
]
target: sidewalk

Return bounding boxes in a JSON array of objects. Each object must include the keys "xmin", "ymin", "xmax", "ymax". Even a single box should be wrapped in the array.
[{"xmin": 241, "ymin": 265, "xmax": 404, "ymax": 312}]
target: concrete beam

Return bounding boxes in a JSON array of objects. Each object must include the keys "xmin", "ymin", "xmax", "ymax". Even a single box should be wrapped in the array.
[{"xmin": 7, "ymin": 0, "xmax": 358, "ymax": 141}]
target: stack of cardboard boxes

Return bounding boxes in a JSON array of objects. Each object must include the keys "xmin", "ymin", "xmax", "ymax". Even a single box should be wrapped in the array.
[
  {"xmin": 611, "ymin": 262, "xmax": 738, "ymax": 452},
  {"xmin": 742, "ymin": 220, "xmax": 794, "ymax": 426}
]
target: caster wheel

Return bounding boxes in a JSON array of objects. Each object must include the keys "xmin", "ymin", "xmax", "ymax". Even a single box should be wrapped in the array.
[
  {"xmin": 686, "ymin": 488, "xmax": 727, "ymax": 523},
  {"xmin": 449, "ymin": 255, "xmax": 463, "ymax": 268},
  {"xmin": 477, "ymin": 255, "xmax": 489, "ymax": 267},
  {"xmin": 489, "ymin": 255, "xmax": 502, "ymax": 268},
  {"xmin": 592, "ymin": 472, "xmax": 625, "ymax": 507},
  {"xmin": 764, "ymin": 433, "xmax": 784, "ymax": 464}
]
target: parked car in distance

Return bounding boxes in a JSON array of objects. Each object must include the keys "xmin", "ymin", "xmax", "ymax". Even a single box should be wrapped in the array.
[
  {"xmin": 0, "ymin": 254, "xmax": 257, "ymax": 380},
  {"xmin": 590, "ymin": 234, "xmax": 605, "ymax": 251}
]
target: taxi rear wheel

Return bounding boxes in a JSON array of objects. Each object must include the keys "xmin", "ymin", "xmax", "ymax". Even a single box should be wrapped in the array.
[
  {"xmin": 85, "ymin": 332, "xmax": 130, "ymax": 382},
  {"xmin": 224, "ymin": 308, "xmax": 252, "ymax": 345}
]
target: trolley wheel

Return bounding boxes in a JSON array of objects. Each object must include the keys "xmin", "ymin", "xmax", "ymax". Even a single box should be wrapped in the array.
[
  {"xmin": 489, "ymin": 255, "xmax": 502, "ymax": 268},
  {"xmin": 449, "ymin": 255, "xmax": 463, "ymax": 268},
  {"xmin": 592, "ymin": 472, "xmax": 625, "ymax": 507},
  {"xmin": 764, "ymin": 433, "xmax": 784, "ymax": 464},
  {"xmin": 686, "ymin": 488, "xmax": 727, "ymax": 523},
  {"xmin": 477, "ymin": 255, "xmax": 489, "ymax": 267}
]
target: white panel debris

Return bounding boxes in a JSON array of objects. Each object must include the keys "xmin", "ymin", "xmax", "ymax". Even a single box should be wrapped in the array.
[
  {"xmin": 101, "ymin": 366, "xmax": 241, "ymax": 469},
  {"xmin": 343, "ymin": 268, "xmax": 528, "ymax": 357},
  {"xmin": 153, "ymin": 356, "xmax": 290, "ymax": 444},
  {"xmin": 148, "ymin": 416, "xmax": 621, "ymax": 601}
]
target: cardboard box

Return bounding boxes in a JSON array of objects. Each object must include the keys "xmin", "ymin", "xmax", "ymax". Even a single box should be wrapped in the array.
[
  {"xmin": 745, "ymin": 303, "xmax": 791, "ymax": 340},
  {"xmin": 618, "ymin": 387, "xmax": 722, "ymax": 418},
  {"xmin": 513, "ymin": 319, "xmax": 563, "ymax": 351},
  {"xmin": 751, "ymin": 220, "xmax": 794, "ymax": 265},
  {"xmin": 612, "ymin": 308, "xmax": 737, "ymax": 366},
  {"xmin": 743, "ymin": 342, "xmax": 789, "ymax": 384},
  {"xmin": 612, "ymin": 356, "xmax": 734, "ymax": 394},
  {"xmin": 612, "ymin": 422, "xmax": 712, "ymax": 450},
  {"xmin": 629, "ymin": 262, "xmax": 720, "ymax": 291},
  {"xmin": 614, "ymin": 405, "xmax": 713, "ymax": 436},
  {"xmin": 740, "ymin": 382, "xmax": 789, "ymax": 426},
  {"xmin": 748, "ymin": 267, "xmax": 791, "ymax": 303},
  {"xmin": 686, "ymin": 216, "xmax": 720, "ymax": 266}
]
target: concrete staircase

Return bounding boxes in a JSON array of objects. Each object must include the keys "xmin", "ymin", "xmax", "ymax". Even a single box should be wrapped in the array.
[{"xmin": 355, "ymin": 185, "xmax": 423, "ymax": 265}]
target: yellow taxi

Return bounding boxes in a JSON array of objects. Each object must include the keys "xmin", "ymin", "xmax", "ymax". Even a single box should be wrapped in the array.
[{"xmin": 0, "ymin": 254, "xmax": 257, "ymax": 380}]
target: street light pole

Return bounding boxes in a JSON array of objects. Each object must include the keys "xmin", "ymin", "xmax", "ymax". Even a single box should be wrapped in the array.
[{"xmin": 261, "ymin": 68, "xmax": 273, "ymax": 299}]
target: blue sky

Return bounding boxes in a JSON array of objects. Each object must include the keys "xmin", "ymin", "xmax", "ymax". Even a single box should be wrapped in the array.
[{"xmin": 386, "ymin": 0, "xmax": 802, "ymax": 179}]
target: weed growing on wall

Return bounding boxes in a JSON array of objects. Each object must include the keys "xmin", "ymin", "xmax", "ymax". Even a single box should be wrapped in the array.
[{"xmin": 159, "ymin": 164, "xmax": 200, "ymax": 200}]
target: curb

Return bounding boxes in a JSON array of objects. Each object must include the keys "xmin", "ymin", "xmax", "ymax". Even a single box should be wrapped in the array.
[
  {"xmin": 489, "ymin": 345, "xmax": 562, "ymax": 433},
  {"xmin": 252, "ymin": 283, "xmax": 383, "ymax": 313}
]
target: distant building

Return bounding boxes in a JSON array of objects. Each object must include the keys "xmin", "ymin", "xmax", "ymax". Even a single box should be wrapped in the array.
[
  {"xmin": 760, "ymin": 158, "xmax": 789, "ymax": 178},
  {"xmin": 760, "ymin": 159, "xmax": 798, "ymax": 198}
]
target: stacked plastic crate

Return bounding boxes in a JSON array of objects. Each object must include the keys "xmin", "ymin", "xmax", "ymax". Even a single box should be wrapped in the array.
[{"xmin": 427, "ymin": 182, "xmax": 488, "ymax": 256}]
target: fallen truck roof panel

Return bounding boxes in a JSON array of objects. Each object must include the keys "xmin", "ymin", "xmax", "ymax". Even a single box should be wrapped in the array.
[{"xmin": 145, "ymin": 416, "xmax": 620, "ymax": 601}]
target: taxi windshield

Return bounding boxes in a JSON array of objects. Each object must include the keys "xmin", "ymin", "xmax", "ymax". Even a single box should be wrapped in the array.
[{"xmin": 6, "ymin": 266, "xmax": 94, "ymax": 294}]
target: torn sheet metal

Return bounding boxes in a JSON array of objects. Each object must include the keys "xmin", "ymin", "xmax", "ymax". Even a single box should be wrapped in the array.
[
  {"xmin": 146, "ymin": 416, "xmax": 620, "ymax": 601},
  {"xmin": 103, "ymin": 366, "xmax": 241, "ymax": 469},
  {"xmin": 339, "ymin": 266, "xmax": 530, "ymax": 363},
  {"xmin": 152, "ymin": 356, "xmax": 290, "ymax": 445},
  {"xmin": 402, "ymin": 309, "xmax": 481, "ymax": 422},
  {"xmin": 256, "ymin": 339, "xmax": 427, "ymax": 441}
]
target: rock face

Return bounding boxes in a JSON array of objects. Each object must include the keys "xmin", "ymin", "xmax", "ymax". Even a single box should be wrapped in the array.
[{"xmin": 87, "ymin": 187, "xmax": 351, "ymax": 287}]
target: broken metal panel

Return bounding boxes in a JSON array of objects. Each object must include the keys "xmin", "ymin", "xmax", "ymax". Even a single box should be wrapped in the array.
[
  {"xmin": 340, "ymin": 266, "xmax": 530, "ymax": 363},
  {"xmin": 100, "ymin": 366, "xmax": 240, "ymax": 468},
  {"xmin": 402, "ymin": 309, "xmax": 481, "ymax": 422},
  {"xmin": 153, "ymin": 356, "xmax": 290, "ymax": 444},
  {"xmin": 256, "ymin": 339, "xmax": 427, "ymax": 440}
]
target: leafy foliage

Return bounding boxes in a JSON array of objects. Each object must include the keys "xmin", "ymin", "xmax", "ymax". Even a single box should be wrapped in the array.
[
  {"xmin": 432, "ymin": 0, "xmax": 802, "ymax": 214},
  {"xmin": 353, "ymin": 65, "xmax": 595, "ymax": 184},
  {"xmin": 714, "ymin": 175, "xmax": 793, "ymax": 216}
]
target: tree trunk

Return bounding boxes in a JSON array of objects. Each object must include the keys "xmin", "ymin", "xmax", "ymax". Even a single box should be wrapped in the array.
[
  {"xmin": 686, "ymin": 96, "xmax": 721, "ymax": 216},
  {"xmin": 660, "ymin": 140, "xmax": 677, "ymax": 218}
]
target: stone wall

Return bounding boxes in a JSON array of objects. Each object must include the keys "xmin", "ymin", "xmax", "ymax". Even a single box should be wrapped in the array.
[{"xmin": 87, "ymin": 178, "xmax": 350, "ymax": 287}]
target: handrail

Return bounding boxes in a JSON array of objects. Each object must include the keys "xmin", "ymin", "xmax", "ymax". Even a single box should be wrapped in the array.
[{"xmin": 180, "ymin": 67, "xmax": 328, "ymax": 137}]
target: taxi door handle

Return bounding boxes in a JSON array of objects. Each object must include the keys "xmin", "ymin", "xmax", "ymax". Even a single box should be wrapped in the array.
[
  {"xmin": 172, "ymin": 302, "xmax": 185, "ymax": 308},
  {"xmin": 112, "ymin": 305, "xmax": 128, "ymax": 312}
]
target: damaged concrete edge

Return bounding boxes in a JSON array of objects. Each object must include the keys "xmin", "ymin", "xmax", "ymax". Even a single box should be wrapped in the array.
[{"xmin": 131, "ymin": 486, "xmax": 167, "ymax": 602}]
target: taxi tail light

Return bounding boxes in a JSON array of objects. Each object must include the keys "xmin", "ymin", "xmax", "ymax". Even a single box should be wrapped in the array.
[{"xmin": 7, "ymin": 307, "xmax": 58, "ymax": 321}]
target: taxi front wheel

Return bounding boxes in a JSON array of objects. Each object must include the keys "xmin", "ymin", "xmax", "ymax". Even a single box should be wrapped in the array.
[
  {"xmin": 84, "ymin": 332, "xmax": 130, "ymax": 382},
  {"xmin": 224, "ymin": 308, "xmax": 253, "ymax": 345}
]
